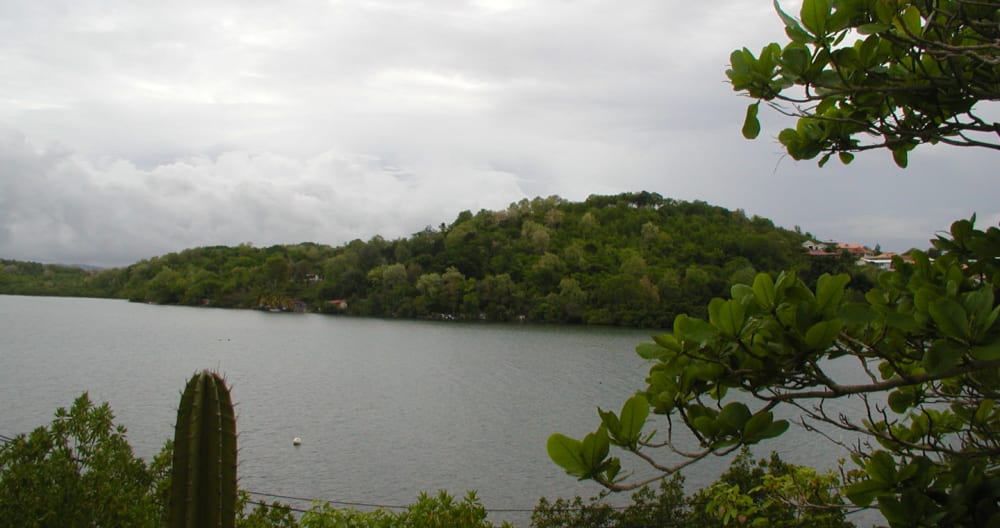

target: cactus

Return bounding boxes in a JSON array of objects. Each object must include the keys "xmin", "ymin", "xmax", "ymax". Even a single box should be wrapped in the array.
[{"xmin": 169, "ymin": 370, "xmax": 238, "ymax": 528}]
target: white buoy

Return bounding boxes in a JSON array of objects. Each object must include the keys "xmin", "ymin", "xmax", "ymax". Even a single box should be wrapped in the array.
[{"xmin": 292, "ymin": 437, "xmax": 302, "ymax": 446}]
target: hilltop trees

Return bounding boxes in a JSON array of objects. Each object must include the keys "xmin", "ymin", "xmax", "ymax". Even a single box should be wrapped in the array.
[
  {"xmin": 0, "ymin": 194, "xmax": 817, "ymax": 329},
  {"xmin": 730, "ymin": 0, "xmax": 1000, "ymax": 167}
]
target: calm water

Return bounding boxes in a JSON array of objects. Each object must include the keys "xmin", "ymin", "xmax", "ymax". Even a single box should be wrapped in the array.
[{"xmin": 0, "ymin": 295, "xmax": 864, "ymax": 525}]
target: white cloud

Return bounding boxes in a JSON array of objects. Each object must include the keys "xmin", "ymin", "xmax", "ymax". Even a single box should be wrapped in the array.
[
  {"xmin": 0, "ymin": 132, "xmax": 525, "ymax": 266},
  {"xmin": 0, "ymin": 0, "xmax": 996, "ymax": 265}
]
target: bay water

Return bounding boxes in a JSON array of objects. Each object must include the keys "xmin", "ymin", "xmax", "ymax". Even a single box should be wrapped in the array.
[{"xmin": 0, "ymin": 294, "xmax": 863, "ymax": 525}]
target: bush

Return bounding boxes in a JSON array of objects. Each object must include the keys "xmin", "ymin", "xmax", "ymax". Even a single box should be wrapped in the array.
[
  {"xmin": 0, "ymin": 393, "xmax": 160, "ymax": 528},
  {"xmin": 532, "ymin": 449, "xmax": 853, "ymax": 528}
]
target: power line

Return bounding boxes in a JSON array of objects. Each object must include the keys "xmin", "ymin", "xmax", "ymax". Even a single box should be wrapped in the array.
[
  {"xmin": 245, "ymin": 489, "xmax": 632, "ymax": 514},
  {"xmin": 246, "ymin": 490, "xmax": 409, "ymax": 510}
]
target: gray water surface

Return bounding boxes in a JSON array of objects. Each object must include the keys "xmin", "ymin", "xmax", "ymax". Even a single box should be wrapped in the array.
[{"xmin": 0, "ymin": 295, "xmax": 861, "ymax": 525}]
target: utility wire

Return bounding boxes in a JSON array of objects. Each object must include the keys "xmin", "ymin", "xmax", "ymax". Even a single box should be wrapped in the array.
[
  {"xmin": 246, "ymin": 490, "xmax": 409, "ymax": 510},
  {"xmin": 245, "ymin": 489, "xmax": 634, "ymax": 513}
]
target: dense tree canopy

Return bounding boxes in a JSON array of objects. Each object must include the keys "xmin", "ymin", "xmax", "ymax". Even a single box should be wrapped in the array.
[
  {"xmin": 1, "ymin": 193, "xmax": 840, "ymax": 329},
  {"xmin": 730, "ymin": 0, "xmax": 1000, "ymax": 167}
]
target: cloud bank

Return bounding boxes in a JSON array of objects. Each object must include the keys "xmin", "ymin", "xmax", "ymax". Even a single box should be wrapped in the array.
[{"xmin": 1, "ymin": 0, "xmax": 997, "ymax": 266}]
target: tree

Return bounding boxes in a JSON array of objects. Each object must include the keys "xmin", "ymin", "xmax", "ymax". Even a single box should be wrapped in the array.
[
  {"xmin": 0, "ymin": 393, "xmax": 160, "ymax": 527},
  {"xmin": 534, "ymin": 449, "xmax": 852, "ymax": 528},
  {"xmin": 550, "ymin": 3, "xmax": 1000, "ymax": 525},
  {"xmin": 730, "ymin": 0, "xmax": 1000, "ymax": 168},
  {"xmin": 549, "ymin": 219, "xmax": 1000, "ymax": 526}
]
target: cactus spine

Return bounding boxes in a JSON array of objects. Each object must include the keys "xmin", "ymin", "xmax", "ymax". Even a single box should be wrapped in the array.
[{"xmin": 169, "ymin": 370, "xmax": 238, "ymax": 528}]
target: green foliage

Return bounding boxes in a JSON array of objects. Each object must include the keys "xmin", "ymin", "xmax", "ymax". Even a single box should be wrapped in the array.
[
  {"xmin": 729, "ymin": 0, "xmax": 1000, "ymax": 164},
  {"xmin": 170, "ymin": 370, "xmax": 238, "ymax": 528},
  {"xmin": 688, "ymin": 450, "xmax": 852, "ymax": 528},
  {"xmin": 0, "ymin": 259, "xmax": 115, "ymax": 297},
  {"xmin": 0, "ymin": 393, "xmax": 514, "ymax": 528},
  {"xmin": 0, "ymin": 194, "xmax": 818, "ymax": 329},
  {"xmin": 297, "ymin": 490, "xmax": 509, "ymax": 528},
  {"xmin": 534, "ymin": 450, "xmax": 852, "ymax": 528},
  {"xmin": 532, "ymin": 476, "xmax": 686, "ymax": 528},
  {"xmin": 0, "ymin": 393, "xmax": 159, "ymax": 528},
  {"xmin": 237, "ymin": 494, "xmax": 299, "ymax": 528},
  {"xmin": 550, "ymin": 218, "xmax": 1000, "ymax": 526}
]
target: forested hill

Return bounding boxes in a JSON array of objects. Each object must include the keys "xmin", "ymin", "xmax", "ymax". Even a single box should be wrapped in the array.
[{"xmin": 1, "ymin": 192, "xmax": 829, "ymax": 328}]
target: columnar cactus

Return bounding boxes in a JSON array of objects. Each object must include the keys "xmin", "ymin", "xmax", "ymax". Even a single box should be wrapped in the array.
[{"xmin": 169, "ymin": 370, "xmax": 238, "ymax": 528}]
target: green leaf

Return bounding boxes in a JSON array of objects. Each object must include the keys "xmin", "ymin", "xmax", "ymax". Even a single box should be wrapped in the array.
[
  {"xmin": 598, "ymin": 408, "xmax": 621, "ymax": 438},
  {"xmin": 709, "ymin": 298, "xmax": 746, "ymax": 338},
  {"xmin": 778, "ymin": 128, "xmax": 801, "ymax": 152},
  {"xmin": 773, "ymin": 0, "xmax": 807, "ymax": 35},
  {"xmin": 899, "ymin": 5, "xmax": 922, "ymax": 36},
  {"xmin": 838, "ymin": 303, "xmax": 876, "ymax": 327},
  {"xmin": 815, "ymin": 273, "xmax": 850, "ymax": 315},
  {"xmin": 719, "ymin": 402, "xmax": 752, "ymax": 433},
  {"xmin": 780, "ymin": 44, "xmax": 810, "ymax": 77},
  {"xmin": 891, "ymin": 147, "xmax": 908, "ymax": 168},
  {"xmin": 805, "ymin": 319, "xmax": 843, "ymax": 349},
  {"xmin": 974, "ymin": 399, "xmax": 995, "ymax": 424},
  {"xmin": 800, "ymin": 0, "xmax": 830, "ymax": 36},
  {"xmin": 873, "ymin": 1, "xmax": 894, "ymax": 25},
  {"xmin": 784, "ymin": 25, "xmax": 813, "ymax": 44},
  {"xmin": 970, "ymin": 341, "xmax": 1000, "ymax": 361},
  {"xmin": 888, "ymin": 389, "xmax": 915, "ymax": 413},
  {"xmin": 636, "ymin": 343, "xmax": 670, "ymax": 361},
  {"xmin": 838, "ymin": 151, "xmax": 854, "ymax": 164},
  {"xmin": 619, "ymin": 395, "xmax": 649, "ymax": 448},
  {"xmin": 922, "ymin": 339, "xmax": 963, "ymax": 375},
  {"xmin": 866, "ymin": 451, "xmax": 897, "ymax": 485},
  {"xmin": 728, "ymin": 48, "xmax": 753, "ymax": 80},
  {"xmin": 652, "ymin": 333, "xmax": 681, "ymax": 351},
  {"xmin": 674, "ymin": 314, "xmax": 719, "ymax": 344},
  {"xmin": 547, "ymin": 434, "xmax": 587, "ymax": 477},
  {"xmin": 693, "ymin": 416, "xmax": 720, "ymax": 438},
  {"xmin": 857, "ymin": 23, "xmax": 889, "ymax": 35},
  {"xmin": 964, "ymin": 288, "xmax": 998, "ymax": 338},
  {"xmin": 603, "ymin": 457, "xmax": 622, "ymax": 482},
  {"xmin": 760, "ymin": 419, "xmax": 789, "ymax": 439},
  {"xmin": 731, "ymin": 284, "xmax": 754, "ymax": 304},
  {"xmin": 580, "ymin": 426, "xmax": 610, "ymax": 471},
  {"xmin": 844, "ymin": 479, "xmax": 888, "ymax": 507},
  {"xmin": 884, "ymin": 311, "xmax": 919, "ymax": 331},
  {"xmin": 928, "ymin": 298, "xmax": 971, "ymax": 342},
  {"xmin": 742, "ymin": 102, "xmax": 761, "ymax": 139},
  {"xmin": 753, "ymin": 273, "xmax": 777, "ymax": 310},
  {"xmin": 742, "ymin": 411, "xmax": 775, "ymax": 443}
]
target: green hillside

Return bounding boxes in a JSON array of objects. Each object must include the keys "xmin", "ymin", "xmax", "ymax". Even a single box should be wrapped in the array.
[{"xmin": 1, "ymin": 192, "xmax": 857, "ymax": 328}]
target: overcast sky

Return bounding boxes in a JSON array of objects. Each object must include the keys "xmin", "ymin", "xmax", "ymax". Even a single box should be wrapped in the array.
[{"xmin": 1, "ymin": 0, "xmax": 996, "ymax": 267}]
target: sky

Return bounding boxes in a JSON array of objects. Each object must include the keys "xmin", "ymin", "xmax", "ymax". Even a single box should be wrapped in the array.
[{"xmin": 1, "ymin": 0, "xmax": 997, "ymax": 267}]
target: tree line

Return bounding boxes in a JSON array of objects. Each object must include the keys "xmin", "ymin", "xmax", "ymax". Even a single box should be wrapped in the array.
[{"xmin": 1, "ymin": 192, "xmax": 872, "ymax": 328}]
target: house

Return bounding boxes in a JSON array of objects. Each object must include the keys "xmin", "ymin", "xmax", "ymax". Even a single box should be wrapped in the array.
[
  {"xmin": 836, "ymin": 242, "xmax": 873, "ymax": 257},
  {"xmin": 804, "ymin": 239, "xmax": 874, "ymax": 258},
  {"xmin": 802, "ymin": 240, "xmax": 826, "ymax": 252},
  {"xmin": 860, "ymin": 252, "xmax": 914, "ymax": 270}
]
